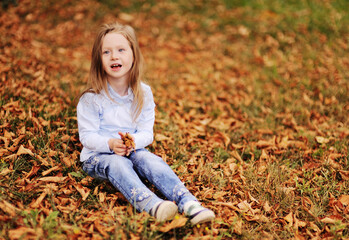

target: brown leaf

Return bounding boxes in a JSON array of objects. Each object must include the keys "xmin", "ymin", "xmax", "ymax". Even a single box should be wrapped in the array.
[
  {"xmin": 259, "ymin": 149, "xmax": 269, "ymax": 161},
  {"xmin": 38, "ymin": 176, "xmax": 67, "ymax": 182},
  {"xmin": 30, "ymin": 189, "xmax": 48, "ymax": 208},
  {"xmin": 0, "ymin": 200, "xmax": 18, "ymax": 217},
  {"xmin": 283, "ymin": 212, "xmax": 293, "ymax": 227},
  {"xmin": 159, "ymin": 216, "xmax": 187, "ymax": 232},
  {"xmin": 263, "ymin": 201, "xmax": 271, "ymax": 213},
  {"xmin": 237, "ymin": 200, "xmax": 252, "ymax": 213},
  {"xmin": 16, "ymin": 145, "xmax": 34, "ymax": 156},
  {"xmin": 8, "ymin": 227, "xmax": 36, "ymax": 240},
  {"xmin": 0, "ymin": 168, "xmax": 13, "ymax": 176},
  {"xmin": 338, "ymin": 195, "xmax": 349, "ymax": 206},
  {"xmin": 256, "ymin": 139, "xmax": 274, "ymax": 149},
  {"xmin": 121, "ymin": 132, "xmax": 136, "ymax": 150},
  {"xmin": 320, "ymin": 217, "xmax": 336, "ymax": 224},
  {"xmin": 61, "ymin": 156, "xmax": 73, "ymax": 167},
  {"xmin": 155, "ymin": 133, "xmax": 170, "ymax": 142},
  {"xmin": 25, "ymin": 165, "xmax": 40, "ymax": 179},
  {"xmin": 74, "ymin": 184, "xmax": 90, "ymax": 201},
  {"xmin": 42, "ymin": 166, "xmax": 60, "ymax": 176}
]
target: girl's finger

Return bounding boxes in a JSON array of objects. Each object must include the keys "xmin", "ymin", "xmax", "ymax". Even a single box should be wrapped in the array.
[
  {"xmin": 114, "ymin": 141, "xmax": 126, "ymax": 149},
  {"xmin": 118, "ymin": 132, "xmax": 125, "ymax": 138},
  {"xmin": 114, "ymin": 149, "xmax": 126, "ymax": 156}
]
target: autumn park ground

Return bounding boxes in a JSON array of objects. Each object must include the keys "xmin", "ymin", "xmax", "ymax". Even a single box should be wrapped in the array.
[{"xmin": 0, "ymin": 0, "xmax": 348, "ymax": 239}]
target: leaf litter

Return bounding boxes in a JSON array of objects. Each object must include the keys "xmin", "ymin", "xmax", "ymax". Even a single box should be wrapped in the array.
[{"xmin": 0, "ymin": 0, "xmax": 348, "ymax": 239}]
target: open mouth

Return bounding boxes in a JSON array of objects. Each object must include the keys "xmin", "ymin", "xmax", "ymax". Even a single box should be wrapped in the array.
[{"xmin": 111, "ymin": 63, "xmax": 122, "ymax": 69}]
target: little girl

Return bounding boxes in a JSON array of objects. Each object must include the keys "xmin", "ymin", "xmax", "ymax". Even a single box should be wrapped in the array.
[{"xmin": 77, "ymin": 22, "xmax": 215, "ymax": 224}]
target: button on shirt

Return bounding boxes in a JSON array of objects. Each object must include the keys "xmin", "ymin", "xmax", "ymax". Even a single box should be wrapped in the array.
[{"xmin": 77, "ymin": 83, "xmax": 155, "ymax": 162}]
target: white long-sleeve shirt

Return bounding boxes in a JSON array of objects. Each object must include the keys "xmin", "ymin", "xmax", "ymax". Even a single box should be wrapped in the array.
[{"xmin": 77, "ymin": 82, "xmax": 155, "ymax": 162}]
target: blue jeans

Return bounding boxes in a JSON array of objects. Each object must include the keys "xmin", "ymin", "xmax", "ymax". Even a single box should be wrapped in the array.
[{"xmin": 82, "ymin": 149, "xmax": 197, "ymax": 213}]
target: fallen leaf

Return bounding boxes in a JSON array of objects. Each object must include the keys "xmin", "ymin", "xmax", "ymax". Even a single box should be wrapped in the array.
[
  {"xmin": 159, "ymin": 216, "xmax": 187, "ymax": 232},
  {"xmin": 0, "ymin": 200, "xmax": 18, "ymax": 217},
  {"xmin": 8, "ymin": 227, "xmax": 36, "ymax": 240},
  {"xmin": 30, "ymin": 189, "xmax": 48, "ymax": 208},
  {"xmin": 315, "ymin": 136, "xmax": 329, "ymax": 144},
  {"xmin": 284, "ymin": 212, "xmax": 293, "ymax": 227},
  {"xmin": 38, "ymin": 176, "xmax": 67, "ymax": 182},
  {"xmin": 16, "ymin": 145, "xmax": 34, "ymax": 156},
  {"xmin": 42, "ymin": 166, "xmax": 60, "ymax": 176},
  {"xmin": 155, "ymin": 133, "xmax": 170, "ymax": 141},
  {"xmin": 338, "ymin": 195, "xmax": 349, "ymax": 206},
  {"xmin": 74, "ymin": 184, "xmax": 90, "ymax": 201}
]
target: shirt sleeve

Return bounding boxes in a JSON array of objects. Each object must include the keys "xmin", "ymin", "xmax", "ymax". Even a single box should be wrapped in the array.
[
  {"xmin": 77, "ymin": 93, "xmax": 112, "ymax": 153},
  {"xmin": 133, "ymin": 86, "xmax": 155, "ymax": 149}
]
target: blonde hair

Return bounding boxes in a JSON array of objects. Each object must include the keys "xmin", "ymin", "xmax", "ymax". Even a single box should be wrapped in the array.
[{"xmin": 84, "ymin": 22, "xmax": 144, "ymax": 120}]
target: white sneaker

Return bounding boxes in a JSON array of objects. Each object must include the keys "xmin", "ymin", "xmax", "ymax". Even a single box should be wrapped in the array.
[
  {"xmin": 151, "ymin": 201, "xmax": 178, "ymax": 222},
  {"xmin": 184, "ymin": 202, "xmax": 215, "ymax": 225}
]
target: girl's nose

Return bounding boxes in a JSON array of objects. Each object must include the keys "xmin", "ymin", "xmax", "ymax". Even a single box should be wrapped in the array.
[{"xmin": 111, "ymin": 51, "xmax": 119, "ymax": 59}]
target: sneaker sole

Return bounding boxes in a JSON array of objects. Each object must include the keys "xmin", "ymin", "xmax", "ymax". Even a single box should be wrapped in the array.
[{"xmin": 190, "ymin": 210, "xmax": 215, "ymax": 225}]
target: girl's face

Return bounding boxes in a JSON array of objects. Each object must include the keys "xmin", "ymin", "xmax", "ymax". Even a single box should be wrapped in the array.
[{"xmin": 101, "ymin": 32, "xmax": 134, "ymax": 85}]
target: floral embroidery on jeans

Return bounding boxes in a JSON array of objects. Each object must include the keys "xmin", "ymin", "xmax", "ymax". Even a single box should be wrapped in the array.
[
  {"xmin": 173, "ymin": 183, "xmax": 189, "ymax": 202},
  {"xmin": 91, "ymin": 156, "xmax": 100, "ymax": 165},
  {"xmin": 131, "ymin": 187, "xmax": 138, "ymax": 197},
  {"xmin": 129, "ymin": 187, "xmax": 152, "ymax": 211}
]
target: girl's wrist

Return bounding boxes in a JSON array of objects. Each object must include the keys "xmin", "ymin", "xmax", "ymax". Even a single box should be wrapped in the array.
[{"xmin": 108, "ymin": 138, "xmax": 114, "ymax": 152}]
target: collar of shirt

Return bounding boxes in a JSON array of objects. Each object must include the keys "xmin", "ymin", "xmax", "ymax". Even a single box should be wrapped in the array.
[{"xmin": 107, "ymin": 83, "xmax": 134, "ymax": 103}]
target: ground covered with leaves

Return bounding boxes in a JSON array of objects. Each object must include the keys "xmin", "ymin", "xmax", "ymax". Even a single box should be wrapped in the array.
[{"xmin": 1, "ymin": 0, "xmax": 348, "ymax": 239}]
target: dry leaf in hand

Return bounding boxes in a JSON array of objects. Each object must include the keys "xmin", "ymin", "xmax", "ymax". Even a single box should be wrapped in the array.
[{"xmin": 121, "ymin": 132, "xmax": 136, "ymax": 152}]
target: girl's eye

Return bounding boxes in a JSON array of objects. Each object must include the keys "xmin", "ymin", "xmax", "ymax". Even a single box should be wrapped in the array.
[
  {"xmin": 103, "ymin": 50, "xmax": 110, "ymax": 54},
  {"xmin": 119, "ymin": 49, "xmax": 125, "ymax": 52}
]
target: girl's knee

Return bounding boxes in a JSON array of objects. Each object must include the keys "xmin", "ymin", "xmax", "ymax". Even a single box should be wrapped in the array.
[
  {"xmin": 104, "ymin": 155, "xmax": 133, "ymax": 174},
  {"xmin": 136, "ymin": 151, "xmax": 165, "ymax": 166}
]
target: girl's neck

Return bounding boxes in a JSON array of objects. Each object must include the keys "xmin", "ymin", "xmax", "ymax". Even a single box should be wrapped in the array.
[{"xmin": 108, "ymin": 78, "xmax": 129, "ymax": 96}]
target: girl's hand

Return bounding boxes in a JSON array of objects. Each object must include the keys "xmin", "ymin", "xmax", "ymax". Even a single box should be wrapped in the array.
[{"xmin": 108, "ymin": 138, "xmax": 128, "ymax": 156}]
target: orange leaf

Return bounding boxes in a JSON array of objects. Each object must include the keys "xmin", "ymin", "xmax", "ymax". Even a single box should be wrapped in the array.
[
  {"xmin": 8, "ymin": 227, "xmax": 36, "ymax": 240},
  {"xmin": 30, "ymin": 190, "xmax": 48, "ymax": 208},
  {"xmin": 42, "ymin": 166, "xmax": 60, "ymax": 176},
  {"xmin": 159, "ymin": 216, "xmax": 187, "ymax": 232},
  {"xmin": 61, "ymin": 156, "xmax": 73, "ymax": 167},
  {"xmin": 74, "ymin": 184, "xmax": 90, "ymax": 201},
  {"xmin": 339, "ymin": 195, "xmax": 349, "ymax": 206}
]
